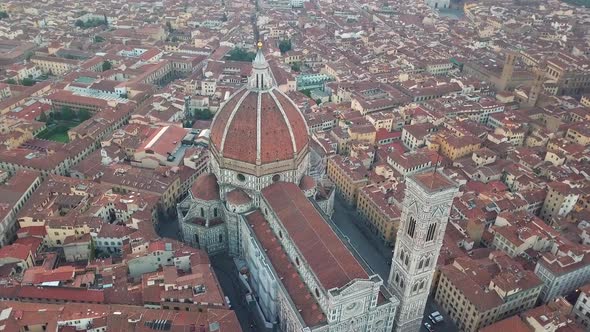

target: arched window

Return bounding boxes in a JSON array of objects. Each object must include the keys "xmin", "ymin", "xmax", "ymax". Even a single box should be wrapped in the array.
[
  {"xmin": 218, "ymin": 234, "xmax": 223, "ymax": 243},
  {"xmin": 200, "ymin": 208, "xmax": 205, "ymax": 217},
  {"xmin": 195, "ymin": 234, "xmax": 199, "ymax": 244},
  {"xmin": 213, "ymin": 208, "xmax": 218, "ymax": 217},
  {"xmin": 418, "ymin": 259, "xmax": 424, "ymax": 270},
  {"xmin": 426, "ymin": 223, "xmax": 437, "ymax": 242},
  {"xmin": 424, "ymin": 257, "xmax": 431, "ymax": 269},
  {"xmin": 407, "ymin": 217, "xmax": 416, "ymax": 238}
]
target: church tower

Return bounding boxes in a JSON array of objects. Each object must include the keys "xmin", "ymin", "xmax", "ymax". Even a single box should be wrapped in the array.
[
  {"xmin": 526, "ymin": 67, "xmax": 545, "ymax": 108},
  {"xmin": 388, "ymin": 171, "xmax": 458, "ymax": 332},
  {"xmin": 498, "ymin": 52, "xmax": 516, "ymax": 91}
]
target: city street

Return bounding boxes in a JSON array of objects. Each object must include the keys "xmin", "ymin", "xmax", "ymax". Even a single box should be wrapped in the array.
[
  {"xmin": 330, "ymin": 196, "xmax": 458, "ymax": 332},
  {"xmin": 156, "ymin": 213, "xmax": 180, "ymax": 239},
  {"xmin": 211, "ymin": 255, "xmax": 261, "ymax": 332},
  {"xmin": 157, "ymin": 216, "xmax": 258, "ymax": 332}
]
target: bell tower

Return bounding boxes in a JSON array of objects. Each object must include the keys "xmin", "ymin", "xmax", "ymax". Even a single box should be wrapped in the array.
[
  {"xmin": 388, "ymin": 170, "xmax": 458, "ymax": 332},
  {"xmin": 498, "ymin": 52, "xmax": 517, "ymax": 91}
]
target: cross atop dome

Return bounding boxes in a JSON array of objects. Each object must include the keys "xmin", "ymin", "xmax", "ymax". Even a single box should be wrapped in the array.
[{"xmin": 248, "ymin": 40, "xmax": 275, "ymax": 90}]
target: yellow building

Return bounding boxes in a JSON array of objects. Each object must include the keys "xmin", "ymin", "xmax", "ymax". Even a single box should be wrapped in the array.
[
  {"xmin": 540, "ymin": 181, "xmax": 580, "ymax": 223},
  {"xmin": 327, "ymin": 155, "xmax": 369, "ymax": 206},
  {"xmin": 347, "ymin": 124, "xmax": 377, "ymax": 145},
  {"xmin": 435, "ymin": 132, "xmax": 481, "ymax": 161},
  {"xmin": 30, "ymin": 55, "xmax": 78, "ymax": 76},
  {"xmin": 357, "ymin": 184, "xmax": 400, "ymax": 245},
  {"xmin": 435, "ymin": 252, "xmax": 543, "ymax": 332},
  {"xmin": 565, "ymin": 122, "xmax": 590, "ymax": 146},
  {"xmin": 45, "ymin": 218, "xmax": 92, "ymax": 247}
]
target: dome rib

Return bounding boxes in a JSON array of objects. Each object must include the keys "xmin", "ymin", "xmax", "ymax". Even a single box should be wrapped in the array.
[
  {"xmin": 210, "ymin": 88, "xmax": 308, "ymax": 166},
  {"xmin": 269, "ymin": 90, "xmax": 297, "ymax": 158}
]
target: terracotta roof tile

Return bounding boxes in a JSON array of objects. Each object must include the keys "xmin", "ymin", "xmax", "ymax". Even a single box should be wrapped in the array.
[{"xmin": 262, "ymin": 182, "xmax": 368, "ymax": 290}]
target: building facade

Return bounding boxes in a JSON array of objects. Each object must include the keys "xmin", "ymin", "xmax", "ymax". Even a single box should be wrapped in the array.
[{"xmin": 573, "ymin": 284, "xmax": 590, "ymax": 329}]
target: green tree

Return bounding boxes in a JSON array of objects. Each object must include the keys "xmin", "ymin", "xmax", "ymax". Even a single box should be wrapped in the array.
[
  {"xmin": 102, "ymin": 60, "xmax": 112, "ymax": 71},
  {"xmin": 21, "ymin": 78, "xmax": 35, "ymax": 86},
  {"xmin": 195, "ymin": 109, "xmax": 213, "ymax": 120},
  {"xmin": 75, "ymin": 19, "xmax": 84, "ymax": 28},
  {"xmin": 291, "ymin": 62, "xmax": 301, "ymax": 72},
  {"xmin": 61, "ymin": 107, "xmax": 74, "ymax": 119},
  {"xmin": 300, "ymin": 89, "xmax": 312, "ymax": 98},
  {"xmin": 38, "ymin": 112, "xmax": 48, "ymax": 122},
  {"xmin": 78, "ymin": 109, "xmax": 91, "ymax": 121},
  {"xmin": 94, "ymin": 35, "xmax": 105, "ymax": 43},
  {"xmin": 227, "ymin": 47, "xmax": 256, "ymax": 62},
  {"xmin": 221, "ymin": 13, "xmax": 228, "ymax": 21},
  {"xmin": 166, "ymin": 21, "xmax": 174, "ymax": 32},
  {"xmin": 279, "ymin": 39, "xmax": 292, "ymax": 54},
  {"xmin": 0, "ymin": 11, "xmax": 9, "ymax": 20},
  {"xmin": 25, "ymin": 51, "xmax": 34, "ymax": 61},
  {"xmin": 5, "ymin": 78, "xmax": 16, "ymax": 84}
]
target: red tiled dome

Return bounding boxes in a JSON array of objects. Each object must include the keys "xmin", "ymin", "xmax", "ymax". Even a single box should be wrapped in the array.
[
  {"xmin": 226, "ymin": 188, "xmax": 252, "ymax": 206},
  {"xmin": 190, "ymin": 173, "xmax": 219, "ymax": 201},
  {"xmin": 210, "ymin": 87, "xmax": 309, "ymax": 165},
  {"xmin": 299, "ymin": 175, "xmax": 316, "ymax": 191}
]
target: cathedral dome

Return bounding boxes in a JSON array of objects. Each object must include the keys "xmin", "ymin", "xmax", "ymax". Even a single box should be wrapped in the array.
[
  {"xmin": 190, "ymin": 173, "xmax": 220, "ymax": 201},
  {"xmin": 209, "ymin": 44, "xmax": 308, "ymax": 172}
]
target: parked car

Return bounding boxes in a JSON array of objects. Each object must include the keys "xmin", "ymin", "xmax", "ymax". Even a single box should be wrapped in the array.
[
  {"xmin": 429, "ymin": 311, "xmax": 444, "ymax": 324},
  {"xmin": 424, "ymin": 322, "xmax": 434, "ymax": 332}
]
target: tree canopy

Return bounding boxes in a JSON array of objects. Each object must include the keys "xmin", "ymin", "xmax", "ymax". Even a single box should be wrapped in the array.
[
  {"xmin": 226, "ymin": 48, "xmax": 256, "ymax": 62},
  {"xmin": 21, "ymin": 78, "xmax": 35, "ymax": 86},
  {"xmin": 279, "ymin": 39, "xmax": 292, "ymax": 54},
  {"xmin": 102, "ymin": 60, "xmax": 112, "ymax": 71},
  {"xmin": 75, "ymin": 17, "xmax": 107, "ymax": 29}
]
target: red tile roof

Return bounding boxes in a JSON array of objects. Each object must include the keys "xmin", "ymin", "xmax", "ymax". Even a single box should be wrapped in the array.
[
  {"xmin": 480, "ymin": 315, "xmax": 533, "ymax": 332},
  {"xmin": 190, "ymin": 173, "xmax": 220, "ymax": 201},
  {"xmin": 0, "ymin": 243, "xmax": 32, "ymax": 261},
  {"xmin": 226, "ymin": 188, "xmax": 251, "ymax": 205},
  {"xmin": 262, "ymin": 182, "xmax": 368, "ymax": 290},
  {"xmin": 412, "ymin": 171, "xmax": 456, "ymax": 192},
  {"xmin": 16, "ymin": 286, "xmax": 105, "ymax": 303},
  {"xmin": 210, "ymin": 88, "xmax": 308, "ymax": 166}
]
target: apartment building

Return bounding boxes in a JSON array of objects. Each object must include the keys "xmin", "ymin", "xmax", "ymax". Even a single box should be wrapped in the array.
[
  {"xmin": 435, "ymin": 252, "xmax": 543, "ymax": 332},
  {"xmin": 356, "ymin": 184, "xmax": 401, "ymax": 245},
  {"xmin": 534, "ymin": 243, "xmax": 590, "ymax": 303},
  {"xmin": 327, "ymin": 155, "xmax": 369, "ymax": 206},
  {"xmin": 540, "ymin": 181, "xmax": 581, "ymax": 224}
]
